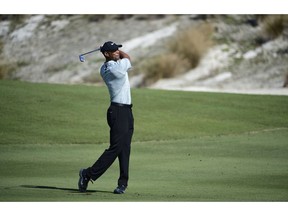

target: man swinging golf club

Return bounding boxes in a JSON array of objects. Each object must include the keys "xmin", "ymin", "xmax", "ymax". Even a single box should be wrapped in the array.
[{"xmin": 78, "ymin": 41, "xmax": 134, "ymax": 194}]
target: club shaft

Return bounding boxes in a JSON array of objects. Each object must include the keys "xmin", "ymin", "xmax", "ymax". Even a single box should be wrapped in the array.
[{"xmin": 80, "ymin": 48, "xmax": 101, "ymax": 56}]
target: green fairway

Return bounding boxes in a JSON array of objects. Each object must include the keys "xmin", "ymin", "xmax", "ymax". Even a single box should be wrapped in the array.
[{"xmin": 0, "ymin": 80, "xmax": 288, "ymax": 201}]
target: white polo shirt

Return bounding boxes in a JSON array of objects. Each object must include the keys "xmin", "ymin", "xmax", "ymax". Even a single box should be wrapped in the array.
[{"xmin": 100, "ymin": 58, "xmax": 132, "ymax": 105}]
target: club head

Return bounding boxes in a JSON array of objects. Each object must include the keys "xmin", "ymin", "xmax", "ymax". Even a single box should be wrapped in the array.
[{"xmin": 79, "ymin": 55, "xmax": 85, "ymax": 62}]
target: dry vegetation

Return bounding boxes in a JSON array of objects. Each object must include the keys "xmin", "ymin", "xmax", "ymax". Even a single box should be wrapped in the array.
[
  {"xmin": 138, "ymin": 23, "xmax": 214, "ymax": 86},
  {"xmin": 0, "ymin": 61, "xmax": 16, "ymax": 79},
  {"xmin": 261, "ymin": 15, "xmax": 288, "ymax": 39},
  {"xmin": 168, "ymin": 23, "xmax": 214, "ymax": 68},
  {"xmin": 0, "ymin": 38, "xmax": 17, "ymax": 79},
  {"xmin": 140, "ymin": 53, "xmax": 191, "ymax": 86}
]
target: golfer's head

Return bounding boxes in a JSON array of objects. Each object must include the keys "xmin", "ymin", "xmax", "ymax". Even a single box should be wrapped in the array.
[{"xmin": 101, "ymin": 41, "xmax": 123, "ymax": 60}]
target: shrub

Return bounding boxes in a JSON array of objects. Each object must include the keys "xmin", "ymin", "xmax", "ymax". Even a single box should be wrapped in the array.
[
  {"xmin": 141, "ymin": 53, "xmax": 190, "ymax": 86},
  {"xmin": 139, "ymin": 23, "xmax": 214, "ymax": 86},
  {"xmin": 0, "ymin": 15, "xmax": 28, "ymax": 32},
  {"xmin": 0, "ymin": 59, "xmax": 29, "ymax": 80},
  {"xmin": 167, "ymin": 23, "xmax": 214, "ymax": 68},
  {"xmin": 262, "ymin": 15, "xmax": 288, "ymax": 39},
  {"xmin": 0, "ymin": 39, "xmax": 3, "ymax": 54},
  {"xmin": 0, "ymin": 62, "xmax": 17, "ymax": 79}
]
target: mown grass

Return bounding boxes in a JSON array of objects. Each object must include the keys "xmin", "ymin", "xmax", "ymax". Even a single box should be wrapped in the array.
[
  {"xmin": 1, "ymin": 130, "xmax": 288, "ymax": 202},
  {"xmin": 0, "ymin": 80, "xmax": 288, "ymax": 201}
]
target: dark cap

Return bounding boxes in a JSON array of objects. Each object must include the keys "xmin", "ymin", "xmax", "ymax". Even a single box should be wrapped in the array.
[{"xmin": 100, "ymin": 41, "xmax": 122, "ymax": 52}]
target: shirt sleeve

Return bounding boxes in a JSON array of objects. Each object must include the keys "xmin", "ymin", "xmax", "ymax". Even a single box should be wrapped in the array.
[{"xmin": 110, "ymin": 58, "xmax": 132, "ymax": 78}]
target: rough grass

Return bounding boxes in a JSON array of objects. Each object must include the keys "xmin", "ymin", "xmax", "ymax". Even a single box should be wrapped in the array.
[{"xmin": 0, "ymin": 80, "xmax": 288, "ymax": 202}]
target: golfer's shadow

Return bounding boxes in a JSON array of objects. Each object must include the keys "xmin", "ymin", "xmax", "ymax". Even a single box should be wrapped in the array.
[{"xmin": 20, "ymin": 185, "xmax": 112, "ymax": 194}]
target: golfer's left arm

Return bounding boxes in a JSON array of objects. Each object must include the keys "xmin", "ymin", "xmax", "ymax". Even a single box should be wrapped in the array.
[
  {"xmin": 111, "ymin": 57, "xmax": 132, "ymax": 78},
  {"xmin": 119, "ymin": 50, "xmax": 131, "ymax": 61}
]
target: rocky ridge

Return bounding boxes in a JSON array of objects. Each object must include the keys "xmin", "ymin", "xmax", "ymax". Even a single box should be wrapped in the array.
[{"xmin": 1, "ymin": 15, "xmax": 288, "ymax": 95}]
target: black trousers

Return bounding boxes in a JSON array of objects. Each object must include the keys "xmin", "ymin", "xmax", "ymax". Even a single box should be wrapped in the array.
[{"xmin": 87, "ymin": 103, "xmax": 134, "ymax": 187}]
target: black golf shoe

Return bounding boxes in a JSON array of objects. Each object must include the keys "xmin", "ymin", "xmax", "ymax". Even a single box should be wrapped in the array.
[
  {"xmin": 78, "ymin": 169, "xmax": 91, "ymax": 192},
  {"xmin": 113, "ymin": 185, "xmax": 127, "ymax": 194}
]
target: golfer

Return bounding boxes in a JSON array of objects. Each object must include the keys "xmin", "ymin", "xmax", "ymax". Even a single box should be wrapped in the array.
[{"xmin": 78, "ymin": 41, "xmax": 134, "ymax": 194}]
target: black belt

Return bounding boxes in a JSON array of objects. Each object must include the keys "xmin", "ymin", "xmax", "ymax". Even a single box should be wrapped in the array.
[{"xmin": 111, "ymin": 102, "xmax": 133, "ymax": 108}]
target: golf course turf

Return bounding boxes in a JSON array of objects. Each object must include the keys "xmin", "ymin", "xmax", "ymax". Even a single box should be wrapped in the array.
[{"xmin": 0, "ymin": 80, "xmax": 287, "ymax": 201}]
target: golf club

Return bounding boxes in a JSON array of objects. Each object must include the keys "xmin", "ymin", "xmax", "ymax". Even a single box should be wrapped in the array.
[{"xmin": 79, "ymin": 47, "xmax": 101, "ymax": 62}]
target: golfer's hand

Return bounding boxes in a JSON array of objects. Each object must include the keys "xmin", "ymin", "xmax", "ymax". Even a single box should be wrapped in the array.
[{"xmin": 119, "ymin": 50, "xmax": 131, "ymax": 60}]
